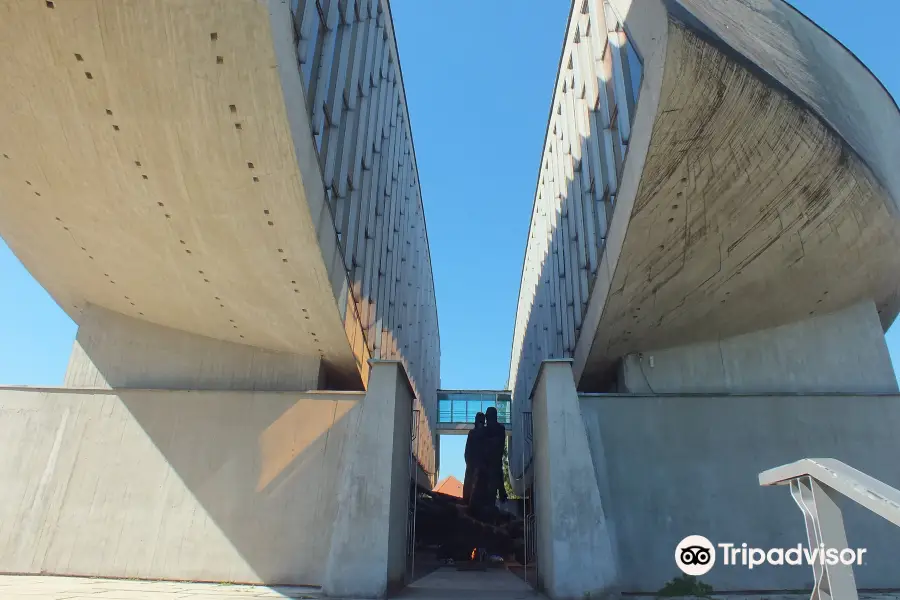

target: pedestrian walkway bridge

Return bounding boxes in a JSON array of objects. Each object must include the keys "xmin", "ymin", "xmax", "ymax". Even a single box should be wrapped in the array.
[{"xmin": 436, "ymin": 390, "xmax": 512, "ymax": 434}]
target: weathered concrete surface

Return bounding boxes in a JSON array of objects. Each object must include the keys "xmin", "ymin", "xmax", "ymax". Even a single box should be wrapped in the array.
[
  {"xmin": 0, "ymin": 0, "xmax": 359, "ymax": 381},
  {"xmin": 323, "ymin": 362, "xmax": 414, "ymax": 599},
  {"xmin": 506, "ymin": 0, "xmax": 900, "ymax": 398},
  {"xmin": 580, "ymin": 393, "xmax": 900, "ymax": 592},
  {"xmin": 0, "ymin": 387, "xmax": 362, "ymax": 585},
  {"xmin": 0, "ymin": 0, "xmax": 441, "ymax": 470},
  {"xmin": 576, "ymin": 17, "xmax": 900, "ymax": 389},
  {"xmin": 531, "ymin": 361, "xmax": 616, "ymax": 599},
  {"xmin": 65, "ymin": 305, "xmax": 323, "ymax": 390},
  {"xmin": 620, "ymin": 301, "xmax": 898, "ymax": 394}
]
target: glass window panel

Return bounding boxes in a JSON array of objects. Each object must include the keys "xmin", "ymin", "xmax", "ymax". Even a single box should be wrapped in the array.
[{"xmin": 625, "ymin": 36, "xmax": 642, "ymax": 108}]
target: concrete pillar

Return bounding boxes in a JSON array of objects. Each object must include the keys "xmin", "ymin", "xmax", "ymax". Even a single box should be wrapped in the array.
[
  {"xmin": 323, "ymin": 361, "xmax": 414, "ymax": 598},
  {"xmin": 532, "ymin": 360, "xmax": 618, "ymax": 599}
]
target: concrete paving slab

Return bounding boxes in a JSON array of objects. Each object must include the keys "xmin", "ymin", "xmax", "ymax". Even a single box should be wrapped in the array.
[
  {"xmin": 396, "ymin": 567, "xmax": 541, "ymax": 600},
  {"xmin": 0, "ymin": 575, "xmax": 320, "ymax": 599}
]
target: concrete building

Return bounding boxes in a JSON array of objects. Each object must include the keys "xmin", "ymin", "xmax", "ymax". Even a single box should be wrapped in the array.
[
  {"xmin": 507, "ymin": 0, "xmax": 900, "ymax": 597},
  {"xmin": 2, "ymin": 0, "xmax": 900, "ymax": 599},
  {"xmin": 0, "ymin": 0, "xmax": 437, "ymax": 596}
]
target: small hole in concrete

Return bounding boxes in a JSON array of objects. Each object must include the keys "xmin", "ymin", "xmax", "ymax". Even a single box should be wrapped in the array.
[
  {"xmin": 25, "ymin": 181, "xmax": 31, "ymax": 186},
  {"xmin": 135, "ymin": 161, "xmax": 141, "ymax": 167},
  {"xmin": 186, "ymin": 249, "xmax": 192, "ymax": 254},
  {"xmin": 180, "ymin": 240, "xmax": 186, "ymax": 244},
  {"xmin": 229, "ymin": 104, "xmax": 237, "ymax": 113},
  {"xmin": 267, "ymin": 221, "xmax": 274, "ymax": 226},
  {"xmin": 240, "ymin": 335, "xmax": 244, "ymax": 339},
  {"xmin": 291, "ymin": 280, "xmax": 296, "ymax": 284},
  {"xmin": 139, "ymin": 312, "xmax": 144, "ymax": 316},
  {"xmin": 253, "ymin": 176, "xmax": 259, "ymax": 183},
  {"xmin": 198, "ymin": 270, "xmax": 204, "ymax": 274},
  {"xmin": 210, "ymin": 32, "xmax": 218, "ymax": 41},
  {"xmin": 113, "ymin": 125, "xmax": 120, "ymax": 131},
  {"xmin": 809, "ymin": 311, "xmax": 815, "ymax": 316},
  {"xmin": 229, "ymin": 319, "xmax": 235, "ymax": 323},
  {"xmin": 164, "ymin": 213, "xmax": 171, "ymax": 218},
  {"xmin": 305, "ymin": 315, "xmax": 310, "ymax": 320},
  {"xmin": 247, "ymin": 162, "xmax": 254, "ymax": 169},
  {"xmin": 106, "ymin": 109, "xmax": 113, "ymax": 116},
  {"xmin": 264, "ymin": 209, "xmax": 269, "ymax": 215},
  {"xmin": 142, "ymin": 174, "xmax": 148, "ymax": 180},
  {"xmin": 63, "ymin": 226, "xmax": 68, "ymax": 231},
  {"xmin": 216, "ymin": 56, "xmax": 224, "ymax": 64},
  {"xmin": 2, "ymin": 154, "xmax": 8, "ymax": 159},
  {"xmin": 278, "ymin": 248, "xmax": 284, "ymax": 253},
  {"xmin": 104, "ymin": 273, "xmax": 109, "ymax": 277},
  {"xmin": 81, "ymin": 247, "xmax": 86, "ymax": 251},
  {"xmin": 672, "ymin": 204, "xmax": 678, "ymax": 209},
  {"xmin": 157, "ymin": 202, "xmax": 165, "ymax": 207},
  {"xmin": 130, "ymin": 302, "xmax": 135, "ymax": 306},
  {"xmin": 85, "ymin": 72, "xmax": 93, "ymax": 79},
  {"xmin": 302, "ymin": 308, "xmax": 307, "ymax": 312},
  {"xmin": 124, "ymin": 296, "xmax": 130, "ymax": 300},
  {"xmin": 294, "ymin": 289, "xmax": 299, "ymax": 293},
  {"xmin": 659, "ymin": 245, "xmax": 664, "ymax": 250},
  {"xmin": 110, "ymin": 280, "xmax": 115, "ymax": 284},
  {"xmin": 204, "ymin": 278, "xmax": 209, "ymax": 283},
  {"xmin": 34, "ymin": 192, "xmax": 41, "ymax": 197},
  {"xmin": 89, "ymin": 255, "xmax": 94, "ymax": 259},
  {"xmin": 220, "ymin": 304, "xmax": 225, "ymax": 308},
  {"xmin": 215, "ymin": 296, "xmax": 220, "ymax": 300},
  {"xmin": 667, "ymin": 217, "xmax": 674, "ymax": 223},
  {"xmin": 235, "ymin": 123, "xmax": 242, "ymax": 130},
  {"xmin": 282, "ymin": 258, "xmax": 288, "ymax": 263},
  {"xmin": 46, "ymin": 1, "xmax": 54, "ymax": 8}
]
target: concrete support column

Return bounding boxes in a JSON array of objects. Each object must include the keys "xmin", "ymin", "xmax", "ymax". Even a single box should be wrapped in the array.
[
  {"xmin": 532, "ymin": 359, "xmax": 618, "ymax": 599},
  {"xmin": 323, "ymin": 361, "xmax": 414, "ymax": 598}
]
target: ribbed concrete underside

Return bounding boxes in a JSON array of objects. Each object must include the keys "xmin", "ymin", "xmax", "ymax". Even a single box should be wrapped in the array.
[
  {"xmin": 0, "ymin": 0, "xmax": 359, "ymax": 382},
  {"xmin": 580, "ymin": 21, "xmax": 900, "ymax": 386}
]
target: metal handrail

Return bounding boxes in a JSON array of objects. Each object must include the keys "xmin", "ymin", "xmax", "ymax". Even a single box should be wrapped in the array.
[{"xmin": 759, "ymin": 458, "xmax": 900, "ymax": 600}]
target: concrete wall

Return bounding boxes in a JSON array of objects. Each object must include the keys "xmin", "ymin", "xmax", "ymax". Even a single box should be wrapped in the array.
[
  {"xmin": 621, "ymin": 301, "xmax": 898, "ymax": 394},
  {"xmin": 66, "ymin": 305, "xmax": 322, "ymax": 391},
  {"xmin": 532, "ymin": 361, "xmax": 617, "ymax": 599},
  {"xmin": 580, "ymin": 393, "xmax": 900, "ymax": 592},
  {"xmin": 0, "ymin": 386, "xmax": 362, "ymax": 585},
  {"xmin": 324, "ymin": 362, "xmax": 414, "ymax": 598}
]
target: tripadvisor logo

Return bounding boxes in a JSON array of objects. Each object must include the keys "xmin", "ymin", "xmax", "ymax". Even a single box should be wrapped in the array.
[{"xmin": 675, "ymin": 535, "xmax": 867, "ymax": 575}]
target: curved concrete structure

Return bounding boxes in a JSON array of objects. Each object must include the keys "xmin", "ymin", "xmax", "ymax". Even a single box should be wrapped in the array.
[
  {"xmin": 0, "ymin": 0, "xmax": 439, "ymax": 432},
  {"xmin": 508, "ymin": 0, "xmax": 900, "ymax": 397},
  {"xmin": 0, "ymin": 1, "xmax": 439, "ymax": 591}
]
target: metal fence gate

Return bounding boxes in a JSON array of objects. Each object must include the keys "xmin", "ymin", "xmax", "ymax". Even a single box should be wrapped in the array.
[
  {"xmin": 521, "ymin": 411, "xmax": 538, "ymax": 585},
  {"xmin": 406, "ymin": 408, "xmax": 420, "ymax": 582}
]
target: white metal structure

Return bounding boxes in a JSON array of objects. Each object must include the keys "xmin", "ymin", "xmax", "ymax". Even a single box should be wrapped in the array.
[{"xmin": 759, "ymin": 458, "xmax": 900, "ymax": 600}]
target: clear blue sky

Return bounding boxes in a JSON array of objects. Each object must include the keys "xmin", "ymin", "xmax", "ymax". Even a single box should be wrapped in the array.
[{"xmin": 0, "ymin": 1, "xmax": 898, "ymax": 484}]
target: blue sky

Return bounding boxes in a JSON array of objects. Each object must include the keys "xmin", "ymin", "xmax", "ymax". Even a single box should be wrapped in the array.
[{"xmin": 0, "ymin": 1, "xmax": 898, "ymax": 484}]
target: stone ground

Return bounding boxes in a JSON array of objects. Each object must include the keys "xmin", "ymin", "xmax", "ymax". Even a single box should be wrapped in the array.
[
  {"xmin": 0, "ymin": 575, "xmax": 322, "ymax": 599},
  {"xmin": 4, "ymin": 573, "xmax": 899, "ymax": 600}
]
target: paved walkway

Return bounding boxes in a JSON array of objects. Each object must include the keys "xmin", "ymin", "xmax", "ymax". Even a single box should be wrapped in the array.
[
  {"xmin": 0, "ymin": 575, "xmax": 320, "ymax": 599},
  {"xmin": 0, "ymin": 570, "xmax": 539, "ymax": 600},
  {"xmin": 396, "ymin": 568, "xmax": 541, "ymax": 600}
]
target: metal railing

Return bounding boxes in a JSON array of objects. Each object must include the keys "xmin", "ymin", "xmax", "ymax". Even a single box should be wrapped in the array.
[{"xmin": 759, "ymin": 458, "xmax": 900, "ymax": 600}]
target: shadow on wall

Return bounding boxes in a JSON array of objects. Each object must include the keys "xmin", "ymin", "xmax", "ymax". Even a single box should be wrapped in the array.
[{"xmin": 118, "ymin": 390, "xmax": 360, "ymax": 585}]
